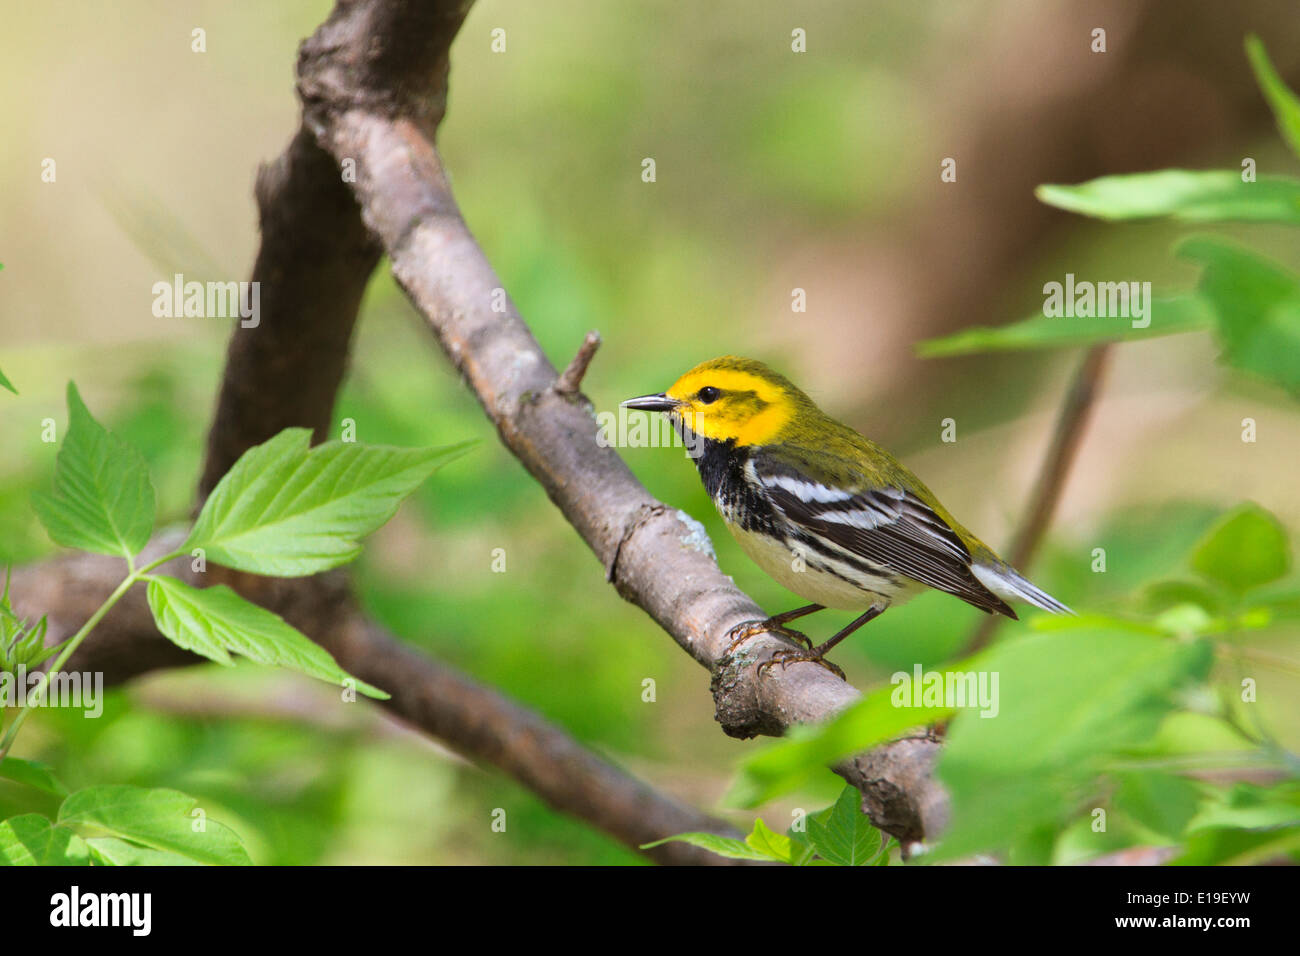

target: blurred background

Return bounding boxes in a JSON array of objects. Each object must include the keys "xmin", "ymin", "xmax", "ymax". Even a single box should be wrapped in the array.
[{"xmin": 3, "ymin": 0, "xmax": 1300, "ymax": 863}]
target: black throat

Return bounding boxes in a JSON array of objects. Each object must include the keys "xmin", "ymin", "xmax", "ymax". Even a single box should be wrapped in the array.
[{"xmin": 691, "ymin": 435, "xmax": 780, "ymax": 536}]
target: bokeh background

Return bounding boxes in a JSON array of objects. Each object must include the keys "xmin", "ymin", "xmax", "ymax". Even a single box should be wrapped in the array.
[{"xmin": 3, "ymin": 0, "xmax": 1300, "ymax": 863}]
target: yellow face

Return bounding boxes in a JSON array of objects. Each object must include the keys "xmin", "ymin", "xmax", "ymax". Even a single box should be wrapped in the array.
[{"xmin": 661, "ymin": 362, "xmax": 793, "ymax": 446}]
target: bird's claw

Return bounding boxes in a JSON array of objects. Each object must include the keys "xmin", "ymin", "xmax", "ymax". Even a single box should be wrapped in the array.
[
  {"xmin": 756, "ymin": 649, "xmax": 847, "ymax": 682},
  {"xmin": 724, "ymin": 618, "xmax": 813, "ymax": 656}
]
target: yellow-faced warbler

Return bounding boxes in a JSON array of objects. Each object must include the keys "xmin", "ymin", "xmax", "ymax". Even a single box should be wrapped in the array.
[{"xmin": 623, "ymin": 356, "xmax": 1071, "ymax": 678}]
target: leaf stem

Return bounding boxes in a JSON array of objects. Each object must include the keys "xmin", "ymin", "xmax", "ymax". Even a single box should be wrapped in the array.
[{"xmin": 0, "ymin": 569, "xmax": 142, "ymax": 762}]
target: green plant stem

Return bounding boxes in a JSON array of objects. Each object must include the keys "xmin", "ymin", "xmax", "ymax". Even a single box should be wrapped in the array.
[
  {"xmin": 0, "ymin": 551, "xmax": 181, "ymax": 762},
  {"xmin": 137, "ymin": 550, "xmax": 182, "ymax": 576}
]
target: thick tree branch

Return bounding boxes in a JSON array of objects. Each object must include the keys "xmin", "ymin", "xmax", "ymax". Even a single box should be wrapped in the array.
[
  {"xmin": 9, "ymin": 0, "xmax": 761, "ymax": 866},
  {"xmin": 295, "ymin": 0, "xmax": 946, "ymax": 843},
  {"xmin": 200, "ymin": 126, "xmax": 382, "ymax": 499}
]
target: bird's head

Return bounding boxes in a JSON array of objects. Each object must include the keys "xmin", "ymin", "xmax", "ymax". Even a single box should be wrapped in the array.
[{"xmin": 621, "ymin": 356, "xmax": 812, "ymax": 446}]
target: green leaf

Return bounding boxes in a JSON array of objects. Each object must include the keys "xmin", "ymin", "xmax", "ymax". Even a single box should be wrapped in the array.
[
  {"xmin": 1174, "ymin": 823, "xmax": 1300, "ymax": 865},
  {"xmin": 1152, "ymin": 603, "xmax": 1215, "ymax": 637},
  {"xmin": 57, "ymin": 785, "xmax": 252, "ymax": 866},
  {"xmin": 32, "ymin": 382, "xmax": 155, "ymax": 559},
  {"xmin": 639, "ymin": 832, "xmax": 777, "ymax": 861},
  {"xmin": 0, "ymin": 366, "xmax": 14, "ymax": 395},
  {"xmin": 0, "ymin": 613, "xmax": 60, "ymax": 672},
  {"xmin": 0, "ymin": 814, "xmax": 89, "ymax": 865},
  {"xmin": 12, "ymin": 617, "xmax": 59, "ymax": 670},
  {"xmin": 1112, "ymin": 770, "xmax": 1205, "ymax": 842},
  {"xmin": 1036, "ymin": 171, "xmax": 1300, "ymax": 225},
  {"xmin": 729, "ymin": 660, "xmax": 967, "ymax": 807},
  {"xmin": 1178, "ymin": 236, "xmax": 1300, "ymax": 397},
  {"xmin": 146, "ymin": 575, "xmax": 388, "ymax": 699},
  {"xmin": 86, "ymin": 837, "xmax": 201, "ymax": 866},
  {"xmin": 745, "ymin": 818, "xmax": 798, "ymax": 864},
  {"xmin": 184, "ymin": 429, "xmax": 472, "ymax": 576},
  {"xmin": 1190, "ymin": 503, "xmax": 1290, "ymax": 594},
  {"xmin": 0, "ymin": 757, "xmax": 69, "ymax": 797},
  {"xmin": 1140, "ymin": 579, "xmax": 1223, "ymax": 615},
  {"xmin": 1246, "ymin": 34, "xmax": 1300, "ymax": 162},
  {"xmin": 1185, "ymin": 782, "xmax": 1300, "ymax": 834},
  {"xmin": 1173, "ymin": 783, "xmax": 1300, "ymax": 865},
  {"xmin": 806, "ymin": 786, "xmax": 883, "ymax": 866},
  {"xmin": 932, "ymin": 629, "xmax": 1213, "ymax": 861},
  {"xmin": 1246, "ymin": 584, "xmax": 1300, "ymax": 618},
  {"xmin": 917, "ymin": 296, "xmax": 1211, "ymax": 358}
]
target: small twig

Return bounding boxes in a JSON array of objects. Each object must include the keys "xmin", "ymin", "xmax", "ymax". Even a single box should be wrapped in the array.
[
  {"xmin": 967, "ymin": 344, "xmax": 1111, "ymax": 652},
  {"xmin": 555, "ymin": 330, "xmax": 602, "ymax": 395}
]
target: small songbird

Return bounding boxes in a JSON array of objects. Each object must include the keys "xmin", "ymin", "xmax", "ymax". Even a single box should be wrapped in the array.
[{"xmin": 623, "ymin": 356, "xmax": 1071, "ymax": 678}]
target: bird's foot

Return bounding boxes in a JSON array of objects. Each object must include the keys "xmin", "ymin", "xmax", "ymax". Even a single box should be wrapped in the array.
[
  {"xmin": 756, "ymin": 648, "xmax": 847, "ymax": 682},
  {"xmin": 724, "ymin": 618, "xmax": 813, "ymax": 656}
]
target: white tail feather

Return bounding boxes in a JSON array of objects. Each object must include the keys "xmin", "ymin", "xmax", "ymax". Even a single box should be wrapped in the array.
[{"xmin": 972, "ymin": 563, "xmax": 1074, "ymax": 615}]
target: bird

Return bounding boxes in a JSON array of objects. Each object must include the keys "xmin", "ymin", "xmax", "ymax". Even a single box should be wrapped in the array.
[{"xmin": 622, "ymin": 356, "xmax": 1071, "ymax": 679}]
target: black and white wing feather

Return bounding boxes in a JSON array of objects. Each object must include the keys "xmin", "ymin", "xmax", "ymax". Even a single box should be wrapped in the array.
[{"xmin": 753, "ymin": 457, "xmax": 1015, "ymax": 617}]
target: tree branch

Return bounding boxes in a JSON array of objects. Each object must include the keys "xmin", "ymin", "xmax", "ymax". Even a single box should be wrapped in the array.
[
  {"xmin": 10, "ymin": 0, "xmax": 765, "ymax": 866},
  {"xmin": 967, "ymin": 344, "xmax": 1111, "ymax": 652},
  {"xmin": 12, "ymin": 546, "xmax": 750, "ymax": 866},
  {"xmin": 295, "ymin": 0, "xmax": 946, "ymax": 843},
  {"xmin": 200, "ymin": 125, "xmax": 382, "ymax": 499}
]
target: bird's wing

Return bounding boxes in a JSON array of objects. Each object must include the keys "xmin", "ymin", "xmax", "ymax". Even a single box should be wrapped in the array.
[{"xmin": 753, "ymin": 456, "xmax": 1014, "ymax": 616}]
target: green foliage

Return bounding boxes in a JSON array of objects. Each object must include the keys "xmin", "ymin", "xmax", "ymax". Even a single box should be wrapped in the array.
[
  {"xmin": 0, "ymin": 784, "xmax": 250, "ymax": 866},
  {"xmin": 2, "ymin": 383, "xmax": 466, "ymax": 860},
  {"xmin": 0, "ymin": 571, "xmax": 59, "ymax": 673},
  {"xmin": 916, "ymin": 296, "xmax": 1211, "ymax": 358},
  {"xmin": 84, "ymin": 837, "xmax": 202, "ymax": 866},
  {"xmin": 1178, "ymin": 237, "xmax": 1300, "ymax": 398},
  {"xmin": 640, "ymin": 830, "xmax": 774, "ymax": 862},
  {"xmin": 0, "ymin": 814, "xmax": 89, "ymax": 865},
  {"xmin": 803, "ymin": 785, "xmax": 885, "ymax": 865},
  {"xmin": 185, "ymin": 428, "xmax": 473, "ymax": 577},
  {"xmin": 904, "ymin": 46, "xmax": 1300, "ymax": 868},
  {"xmin": 745, "ymin": 818, "xmax": 808, "ymax": 864},
  {"xmin": 19, "ymin": 389, "xmax": 463, "ymax": 701},
  {"xmin": 32, "ymin": 382, "xmax": 155, "ymax": 560},
  {"xmin": 145, "ymin": 576, "xmax": 388, "ymax": 698},
  {"xmin": 0, "ymin": 365, "xmax": 14, "ymax": 395},
  {"xmin": 1174, "ymin": 782, "xmax": 1300, "ymax": 865},
  {"xmin": 1246, "ymin": 34, "xmax": 1300, "ymax": 160},
  {"xmin": 0, "ymin": 757, "xmax": 68, "ymax": 798},
  {"xmin": 1035, "ymin": 171, "xmax": 1300, "ymax": 225},
  {"xmin": 730, "ymin": 669, "xmax": 956, "ymax": 807},
  {"xmin": 57, "ymin": 785, "xmax": 251, "ymax": 865},
  {"xmin": 932, "ymin": 627, "xmax": 1212, "ymax": 861},
  {"xmin": 1111, "ymin": 770, "xmax": 1205, "ymax": 843},
  {"xmin": 723, "ymin": 496, "xmax": 1299, "ymax": 864},
  {"xmin": 1190, "ymin": 503, "xmax": 1291, "ymax": 594},
  {"xmin": 647, "ymin": 785, "xmax": 891, "ymax": 865},
  {"xmin": 919, "ymin": 36, "xmax": 1300, "ymax": 406}
]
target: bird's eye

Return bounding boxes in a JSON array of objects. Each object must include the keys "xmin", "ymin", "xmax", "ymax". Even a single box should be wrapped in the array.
[{"xmin": 697, "ymin": 386, "xmax": 721, "ymax": 404}]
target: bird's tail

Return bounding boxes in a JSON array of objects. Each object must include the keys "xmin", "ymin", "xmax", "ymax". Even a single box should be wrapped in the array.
[{"xmin": 972, "ymin": 562, "xmax": 1074, "ymax": 615}]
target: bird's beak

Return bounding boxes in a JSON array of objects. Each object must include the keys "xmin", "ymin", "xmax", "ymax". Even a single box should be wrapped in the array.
[{"xmin": 621, "ymin": 393, "xmax": 681, "ymax": 413}]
